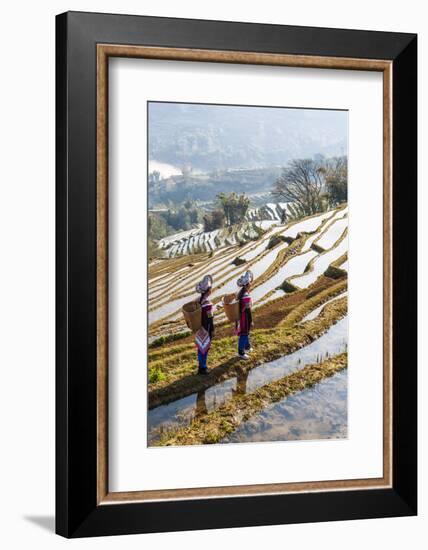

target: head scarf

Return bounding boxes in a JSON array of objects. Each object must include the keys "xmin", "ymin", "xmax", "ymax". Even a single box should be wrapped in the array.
[
  {"xmin": 237, "ymin": 270, "xmax": 254, "ymax": 288},
  {"xmin": 196, "ymin": 274, "xmax": 213, "ymax": 294}
]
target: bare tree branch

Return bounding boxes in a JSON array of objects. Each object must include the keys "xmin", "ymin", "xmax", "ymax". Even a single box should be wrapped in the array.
[{"xmin": 272, "ymin": 158, "xmax": 328, "ymax": 217}]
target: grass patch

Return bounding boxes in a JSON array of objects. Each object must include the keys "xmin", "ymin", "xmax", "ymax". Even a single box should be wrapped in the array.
[
  {"xmin": 148, "ymin": 367, "xmax": 166, "ymax": 384},
  {"xmin": 324, "ymin": 252, "xmax": 348, "ymax": 279},
  {"xmin": 149, "ymin": 330, "xmax": 192, "ymax": 349},
  {"xmin": 324, "ymin": 265, "xmax": 346, "ymax": 279}
]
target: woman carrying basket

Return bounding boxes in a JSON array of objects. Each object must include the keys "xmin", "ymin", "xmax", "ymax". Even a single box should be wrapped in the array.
[
  {"xmin": 195, "ymin": 275, "xmax": 215, "ymax": 375},
  {"xmin": 236, "ymin": 270, "xmax": 254, "ymax": 360}
]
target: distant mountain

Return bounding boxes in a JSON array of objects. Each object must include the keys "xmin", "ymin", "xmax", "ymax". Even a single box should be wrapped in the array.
[
  {"xmin": 148, "ymin": 102, "xmax": 348, "ymax": 173},
  {"xmin": 148, "ymin": 167, "xmax": 282, "ymax": 206}
]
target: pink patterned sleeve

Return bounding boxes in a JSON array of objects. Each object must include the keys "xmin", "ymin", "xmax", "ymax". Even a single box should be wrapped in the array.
[{"xmin": 202, "ymin": 302, "xmax": 213, "ymax": 317}]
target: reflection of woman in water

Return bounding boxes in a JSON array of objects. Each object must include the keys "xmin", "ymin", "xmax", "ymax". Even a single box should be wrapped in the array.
[
  {"xmin": 232, "ymin": 367, "xmax": 249, "ymax": 398},
  {"xmin": 236, "ymin": 270, "xmax": 254, "ymax": 360},
  {"xmin": 195, "ymin": 389, "xmax": 208, "ymax": 419},
  {"xmin": 195, "ymin": 366, "xmax": 249, "ymax": 419}
]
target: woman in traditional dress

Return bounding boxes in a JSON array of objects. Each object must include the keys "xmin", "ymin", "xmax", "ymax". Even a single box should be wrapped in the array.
[
  {"xmin": 195, "ymin": 275, "xmax": 214, "ymax": 375},
  {"xmin": 236, "ymin": 270, "xmax": 254, "ymax": 360}
]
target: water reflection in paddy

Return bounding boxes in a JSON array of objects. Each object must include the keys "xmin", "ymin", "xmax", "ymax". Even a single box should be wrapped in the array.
[
  {"xmin": 148, "ymin": 378, "xmax": 238, "ymax": 444},
  {"xmin": 148, "ymin": 316, "xmax": 348, "ymax": 445},
  {"xmin": 222, "ymin": 369, "xmax": 347, "ymax": 443}
]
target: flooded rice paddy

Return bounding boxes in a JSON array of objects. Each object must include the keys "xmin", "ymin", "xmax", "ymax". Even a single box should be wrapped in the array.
[
  {"xmin": 222, "ymin": 369, "xmax": 347, "ymax": 443},
  {"xmin": 148, "ymin": 316, "xmax": 348, "ymax": 445}
]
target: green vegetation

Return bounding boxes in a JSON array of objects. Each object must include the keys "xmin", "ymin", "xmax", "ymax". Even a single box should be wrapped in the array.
[
  {"xmin": 216, "ymin": 192, "xmax": 251, "ymax": 226},
  {"xmin": 203, "ymin": 209, "xmax": 225, "ymax": 232},
  {"xmin": 155, "ymin": 353, "xmax": 347, "ymax": 446},
  {"xmin": 149, "ymin": 330, "xmax": 192, "ymax": 349},
  {"xmin": 162, "ymin": 200, "xmax": 201, "ymax": 230},
  {"xmin": 325, "ymin": 156, "xmax": 348, "ymax": 206},
  {"xmin": 148, "ymin": 214, "xmax": 173, "ymax": 258},
  {"xmin": 148, "ymin": 200, "xmax": 203, "ymax": 253},
  {"xmin": 148, "ymin": 367, "xmax": 166, "ymax": 384}
]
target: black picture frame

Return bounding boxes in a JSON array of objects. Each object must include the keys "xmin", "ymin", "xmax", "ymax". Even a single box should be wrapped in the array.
[{"xmin": 56, "ymin": 11, "xmax": 417, "ymax": 538}]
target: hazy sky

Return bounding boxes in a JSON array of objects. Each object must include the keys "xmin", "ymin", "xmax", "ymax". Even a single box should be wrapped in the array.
[{"xmin": 149, "ymin": 101, "xmax": 348, "ymax": 171}]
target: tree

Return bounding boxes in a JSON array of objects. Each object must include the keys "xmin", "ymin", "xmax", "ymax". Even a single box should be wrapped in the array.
[
  {"xmin": 148, "ymin": 213, "xmax": 170, "ymax": 241},
  {"xmin": 216, "ymin": 192, "xmax": 231, "ymax": 225},
  {"xmin": 183, "ymin": 199, "xmax": 193, "ymax": 210},
  {"xmin": 235, "ymin": 193, "xmax": 251, "ymax": 223},
  {"xmin": 272, "ymin": 158, "xmax": 327, "ymax": 217},
  {"xmin": 216, "ymin": 192, "xmax": 250, "ymax": 226},
  {"xmin": 164, "ymin": 207, "xmax": 192, "ymax": 231},
  {"xmin": 324, "ymin": 156, "xmax": 347, "ymax": 205},
  {"xmin": 148, "ymin": 213, "xmax": 172, "ymax": 258},
  {"xmin": 183, "ymin": 199, "xmax": 201, "ymax": 225},
  {"xmin": 203, "ymin": 209, "xmax": 225, "ymax": 232},
  {"xmin": 148, "ymin": 170, "xmax": 161, "ymax": 185}
]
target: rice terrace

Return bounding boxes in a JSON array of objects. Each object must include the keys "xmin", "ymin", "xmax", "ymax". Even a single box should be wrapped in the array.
[{"xmin": 147, "ymin": 102, "xmax": 348, "ymax": 447}]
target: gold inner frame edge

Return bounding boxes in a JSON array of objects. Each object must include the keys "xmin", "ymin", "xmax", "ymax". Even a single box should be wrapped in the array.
[{"xmin": 96, "ymin": 44, "xmax": 393, "ymax": 505}]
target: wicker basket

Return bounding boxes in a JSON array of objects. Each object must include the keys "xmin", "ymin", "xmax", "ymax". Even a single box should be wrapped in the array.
[
  {"xmin": 182, "ymin": 301, "xmax": 202, "ymax": 333},
  {"xmin": 223, "ymin": 293, "xmax": 240, "ymax": 323}
]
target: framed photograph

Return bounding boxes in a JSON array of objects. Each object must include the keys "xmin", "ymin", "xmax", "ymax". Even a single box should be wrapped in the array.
[{"xmin": 56, "ymin": 11, "xmax": 417, "ymax": 538}]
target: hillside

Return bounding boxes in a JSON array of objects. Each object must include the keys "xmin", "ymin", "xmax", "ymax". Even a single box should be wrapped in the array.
[
  {"xmin": 149, "ymin": 205, "xmax": 347, "ymax": 336},
  {"xmin": 147, "ymin": 204, "xmax": 348, "ymax": 446},
  {"xmin": 148, "ymin": 205, "xmax": 348, "ymax": 446},
  {"xmin": 157, "ymin": 203, "xmax": 293, "ymax": 258}
]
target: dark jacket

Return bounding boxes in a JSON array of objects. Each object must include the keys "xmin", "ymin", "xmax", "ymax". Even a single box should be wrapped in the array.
[
  {"xmin": 237, "ymin": 287, "xmax": 253, "ymax": 335},
  {"xmin": 200, "ymin": 296, "xmax": 214, "ymax": 339}
]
